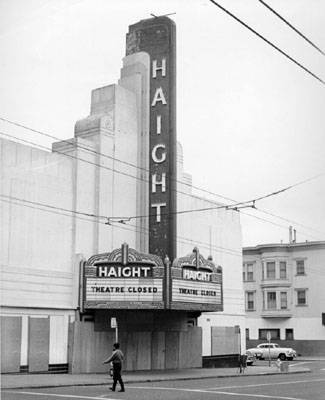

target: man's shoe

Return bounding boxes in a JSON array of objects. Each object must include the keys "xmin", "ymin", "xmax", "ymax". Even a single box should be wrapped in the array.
[
  {"xmin": 118, "ymin": 389, "xmax": 125, "ymax": 392},
  {"xmin": 109, "ymin": 387, "xmax": 115, "ymax": 391}
]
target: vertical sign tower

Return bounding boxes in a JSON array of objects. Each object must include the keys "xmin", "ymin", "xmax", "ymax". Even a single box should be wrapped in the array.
[{"xmin": 126, "ymin": 17, "xmax": 177, "ymax": 262}]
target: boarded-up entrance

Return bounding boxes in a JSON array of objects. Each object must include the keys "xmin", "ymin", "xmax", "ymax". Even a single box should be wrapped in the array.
[
  {"xmin": 69, "ymin": 316, "xmax": 202, "ymax": 373},
  {"xmin": 1, "ymin": 316, "xmax": 22, "ymax": 373},
  {"xmin": 28, "ymin": 317, "xmax": 50, "ymax": 372}
]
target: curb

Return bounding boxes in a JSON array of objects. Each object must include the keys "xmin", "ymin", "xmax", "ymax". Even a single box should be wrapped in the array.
[{"xmin": 2, "ymin": 369, "xmax": 311, "ymax": 390}]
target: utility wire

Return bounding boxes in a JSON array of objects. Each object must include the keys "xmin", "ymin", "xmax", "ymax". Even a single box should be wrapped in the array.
[
  {"xmin": 0, "ymin": 197, "xmax": 242, "ymax": 257},
  {"xmin": 208, "ymin": 0, "xmax": 325, "ymax": 85},
  {"xmin": 256, "ymin": 208, "xmax": 325, "ymax": 236},
  {"xmin": 2, "ymin": 119, "xmax": 325, "ymax": 210},
  {"xmin": 2, "ymin": 116, "xmax": 324, "ymax": 233},
  {"xmin": 243, "ymin": 207, "xmax": 323, "ymax": 242},
  {"xmin": 4, "ymin": 198, "xmax": 325, "ymax": 273},
  {"xmin": 0, "ymin": 194, "xmax": 107, "ymax": 220},
  {"xmin": 253, "ymin": 173, "xmax": 325, "ymax": 202},
  {"xmin": 1, "ymin": 129, "xmax": 324, "ymax": 238},
  {"xmin": 0, "ymin": 116, "xmax": 232, "ymax": 203},
  {"xmin": 0, "ymin": 130, "xmax": 209, "ymax": 208},
  {"xmin": 0, "ymin": 128, "xmax": 227, "ymax": 208},
  {"xmin": 1, "ymin": 191, "xmax": 322, "ymax": 242},
  {"xmin": 0, "ymin": 192, "xmax": 247, "ymax": 222},
  {"xmin": 258, "ymin": 0, "xmax": 325, "ymax": 56}
]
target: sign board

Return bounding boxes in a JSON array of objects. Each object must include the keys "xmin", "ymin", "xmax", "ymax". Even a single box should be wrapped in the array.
[
  {"xmin": 83, "ymin": 243, "xmax": 165, "ymax": 310},
  {"xmin": 110, "ymin": 317, "xmax": 117, "ymax": 329},
  {"xmin": 83, "ymin": 245, "xmax": 223, "ymax": 313},
  {"xmin": 126, "ymin": 17, "xmax": 177, "ymax": 261},
  {"xmin": 267, "ymin": 331, "xmax": 271, "ymax": 341},
  {"xmin": 169, "ymin": 248, "xmax": 223, "ymax": 312}
]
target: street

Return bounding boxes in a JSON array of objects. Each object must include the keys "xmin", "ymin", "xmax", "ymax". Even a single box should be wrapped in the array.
[{"xmin": 2, "ymin": 361, "xmax": 325, "ymax": 400}]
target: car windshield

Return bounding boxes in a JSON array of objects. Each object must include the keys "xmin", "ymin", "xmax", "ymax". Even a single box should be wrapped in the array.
[{"xmin": 274, "ymin": 344, "xmax": 279, "ymax": 348}]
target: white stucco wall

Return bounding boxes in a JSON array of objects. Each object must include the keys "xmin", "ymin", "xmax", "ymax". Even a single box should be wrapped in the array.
[
  {"xmin": 0, "ymin": 139, "xmax": 76, "ymax": 309},
  {"xmin": 176, "ymin": 143, "xmax": 245, "ymax": 356}
]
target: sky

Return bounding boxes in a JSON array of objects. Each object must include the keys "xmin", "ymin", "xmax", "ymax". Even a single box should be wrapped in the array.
[{"xmin": 0, "ymin": 0, "xmax": 324, "ymax": 247}]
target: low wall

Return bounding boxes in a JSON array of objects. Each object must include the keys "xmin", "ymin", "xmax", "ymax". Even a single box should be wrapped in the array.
[
  {"xmin": 246, "ymin": 339, "xmax": 325, "ymax": 356},
  {"xmin": 202, "ymin": 354, "xmax": 239, "ymax": 368}
]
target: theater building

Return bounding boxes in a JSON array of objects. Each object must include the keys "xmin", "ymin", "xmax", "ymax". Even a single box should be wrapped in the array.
[{"xmin": 1, "ymin": 17, "xmax": 244, "ymax": 373}]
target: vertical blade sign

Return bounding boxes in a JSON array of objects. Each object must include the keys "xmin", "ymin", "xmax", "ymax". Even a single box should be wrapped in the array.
[{"xmin": 126, "ymin": 17, "xmax": 177, "ymax": 262}]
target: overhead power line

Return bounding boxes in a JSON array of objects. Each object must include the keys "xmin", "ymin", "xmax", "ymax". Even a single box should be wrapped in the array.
[
  {"xmin": 2, "ymin": 116, "xmax": 325, "ymax": 206},
  {"xmin": 243, "ymin": 207, "xmax": 323, "ymax": 242},
  {"xmin": 1, "ymin": 126, "xmax": 325, "ymax": 239},
  {"xmin": 0, "ymin": 117, "xmax": 232, "ymax": 204},
  {"xmin": 3, "ymin": 198, "xmax": 325, "ymax": 268},
  {"xmin": 258, "ymin": 0, "xmax": 325, "ymax": 56},
  {"xmin": 1, "ymin": 115, "xmax": 325, "ymax": 237},
  {"xmin": 0, "ymin": 130, "xmax": 208, "ymax": 208},
  {"xmin": 0, "ymin": 166, "xmax": 322, "ymax": 231},
  {"xmin": 0, "ymin": 192, "xmax": 250, "ymax": 223},
  {"xmin": 0, "ymin": 197, "xmax": 242, "ymax": 258},
  {"xmin": 208, "ymin": 0, "xmax": 325, "ymax": 85},
  {"xmin": 256, "ymin": 208, "xmax": 325, "ymax": 236}
]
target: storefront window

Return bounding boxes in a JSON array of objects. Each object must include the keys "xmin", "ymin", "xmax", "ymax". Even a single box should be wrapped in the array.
[
  {"xmin": 259, "ymin": 329, "xmax": 280, "ymax": 340},
  {"xmin": 285, "ymin": 329, "xmax": 294, "ymax": 340}
]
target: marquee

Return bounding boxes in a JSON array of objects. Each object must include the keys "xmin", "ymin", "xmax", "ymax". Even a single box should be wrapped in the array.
[{"xmin": 83, "ymin": 243, "xmax": 165, "ymax": 309}]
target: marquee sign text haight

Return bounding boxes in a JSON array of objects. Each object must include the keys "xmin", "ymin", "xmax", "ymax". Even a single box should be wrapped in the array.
[
  {"xmin": 83, "ymin": 243, "xmax": 165, "ymax": 309},
  {"xmin": 126, "ymin": 17, "xmax": 177, "ymax": 262},
  {"xmin": 169, "ymin": 248, "xmax": 223, "ymax": 311}
]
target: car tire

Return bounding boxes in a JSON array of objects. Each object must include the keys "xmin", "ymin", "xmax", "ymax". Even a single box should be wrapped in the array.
[{"xmin": 279, "ymin": 354, "xmax": 286, "ymax": 361}]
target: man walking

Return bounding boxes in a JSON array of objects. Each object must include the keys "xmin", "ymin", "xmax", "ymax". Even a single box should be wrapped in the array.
[{"xmin": 103, "ymin": 342, "xmax": 125, "ymax": 392}]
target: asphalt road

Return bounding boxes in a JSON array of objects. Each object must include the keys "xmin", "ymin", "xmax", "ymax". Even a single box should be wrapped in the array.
[{"xmin": 2, "ymin": 361, "xmax": 325, "ymax": 400}]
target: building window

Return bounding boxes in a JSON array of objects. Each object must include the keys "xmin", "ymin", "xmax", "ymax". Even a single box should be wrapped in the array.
[
  {"xmin": 280, "ymin": 292, "xmax": 287, "ymax": 309},
  {"xmin": 259, "ymin": 329, "xmax": 280, "ymax": 340},
  {"xmin": 246, "ymin": 328, "xmax": 249, "ymax": 340},
  {"xmin": 246, "ymin": 291, "xmax": 255, "ymax": 311},
  {"xmin": 296, "ymin": 289, "xmax": 307, "ymax": 305},
  {"xmin": 285, "ymin": 329, "xmax": 294, "ymax": 340},
  {"xmin": 296, "ymin": 260, "xmax": 305, "ymax": 275},
  {"xmin": 267, "ymin": 291, "xmax": 276, "ymax": 309},
  {"xmin": 243, "ymin": 263, "xmax": 254, "ymax": 281},
  {"xmin": 280, "ymin": 261, "xmax": 287, "ymax": 279},
  {"xmin": 247, "ymin": 263, "xmax": 254, "ymax": 281},
  {"xmin": 266, "ymin": 262, "xmax": 276, "ymax": 279}
]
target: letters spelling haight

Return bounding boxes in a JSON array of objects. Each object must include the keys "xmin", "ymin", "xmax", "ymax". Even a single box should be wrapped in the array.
[
  {"xmin": 97, "ymin": 265, "xmax": 151, "ymax": 278},
  {"xmin": 183, "ymin": 269, "xmax": 212, "ymax": 281}
]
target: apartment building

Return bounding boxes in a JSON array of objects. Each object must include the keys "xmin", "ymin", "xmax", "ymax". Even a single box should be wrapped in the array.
[{"xmin": 243, "ymin": 236, "xmax": 325, "ymax": 356}]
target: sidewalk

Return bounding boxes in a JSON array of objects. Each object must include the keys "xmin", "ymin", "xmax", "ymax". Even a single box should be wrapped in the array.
[
  {"xmin": 1, "ymin": 364, "xmax": 311, "ymax": 390},
  {"xmin": 295, "ymin": 356, "xmax": 325, "ymax": 361}
]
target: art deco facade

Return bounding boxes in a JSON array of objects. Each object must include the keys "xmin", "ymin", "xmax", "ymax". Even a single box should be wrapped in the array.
[{"xmin": 1, "ymin": 17, "xmax": 244, "ymax": 374}]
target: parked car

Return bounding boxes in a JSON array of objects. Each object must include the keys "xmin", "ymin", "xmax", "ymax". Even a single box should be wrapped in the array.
[
  {"xmin": 245, "ymin": 348, "xmax": 263, "ymax": 360},
  {"xmin": 245, "ymin": 351, "xmax": 257, "ymax": 366},
  {"xmin": 247, "ymin": 343, "xmax": 297, "ymax": 361}
]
